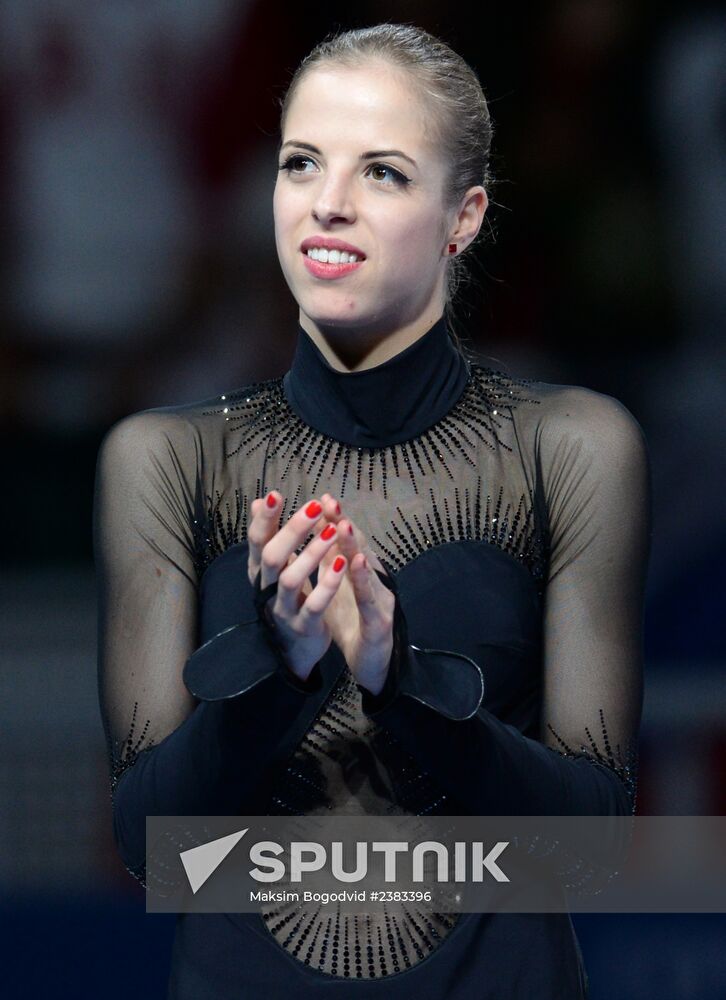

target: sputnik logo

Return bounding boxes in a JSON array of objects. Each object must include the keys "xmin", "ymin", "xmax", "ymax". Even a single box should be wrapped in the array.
[{"xmin": 180, "ymin": 828, "xmax": 249, "ymax": 894}]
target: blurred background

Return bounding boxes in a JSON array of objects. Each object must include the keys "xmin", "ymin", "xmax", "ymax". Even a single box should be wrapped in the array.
[{"xmin": 1, "ymin": 1, "xmax": 724, "ymax": 996}]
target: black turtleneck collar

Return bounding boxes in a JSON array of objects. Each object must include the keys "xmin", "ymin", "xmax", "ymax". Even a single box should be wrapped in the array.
[{"xmin": 282, "ymin": 315, "xmax": 470, "ymax": 448}]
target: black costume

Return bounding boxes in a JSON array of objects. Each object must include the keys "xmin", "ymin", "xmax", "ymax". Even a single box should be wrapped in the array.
[{"xmin": 93, "ymin": 314, "xmax": 651, "ymax": 998}]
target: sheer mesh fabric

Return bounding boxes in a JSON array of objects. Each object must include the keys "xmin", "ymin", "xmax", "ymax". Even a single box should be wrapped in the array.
[{"xmin": 93, "ymin": 360, "xmax": 650, "ymax": 977}]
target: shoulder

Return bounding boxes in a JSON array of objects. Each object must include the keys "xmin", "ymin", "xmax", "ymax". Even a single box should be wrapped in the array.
[
  {"xmin": 512, "ymin": 381, "xmax": 652, "ymax": 515},
  {"xmin": 470, "ymin": 360, "xmax": 649, "ymax": 474},
  {"xmin": 96, "ymin": 377, "xmax": 282, "ymax": 466},
  {"xmin": 96, "ymin": 405, "xmax": 196, "ymax": 473},
  {"xmin": 531, "ymin": 380, "xmax": 649, "ymax": 471}
]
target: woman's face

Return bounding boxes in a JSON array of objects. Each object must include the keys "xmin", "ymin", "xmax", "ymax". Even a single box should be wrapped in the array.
[{"xmin": 273, "ymin": 61, "xmax": 454, "ymax": 339}]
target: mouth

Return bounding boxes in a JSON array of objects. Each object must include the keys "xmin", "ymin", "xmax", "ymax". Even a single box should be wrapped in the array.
[
  {"xmin": 303, "ymin": 246, "xmax": 364, "ymax": 265},
  {"xmin": 299, "ymin": 236, "xmax": 367, "ymax": 264},
  {"xmin": 301, "ymin": 246, "xmax": 366, "ymax": 280}
]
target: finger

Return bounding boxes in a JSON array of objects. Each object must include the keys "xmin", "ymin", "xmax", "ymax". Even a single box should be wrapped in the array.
[
  {"xmin": 320, "ymin": 493, "xmax": 343, "ymax": 524},
  {"xmin": 334, "ymin": 525, "xmax": 389, "ymax": 611},
  {"xmin": 248, "ymin": 491, "xmax": 282, "ymax": 544},
  {"xmin": 327, "ymin": 516, "xmax": 379, "ymax": 582},
  {"xmin": 247, "ymin": 491, "xmax": 283, "ymax": 580},
  {"xmin": 298, "ymin": 554, "xmax": 348, "ymax": 621},
  {"xmin": 273, "ymin": 522, "xmax": 340, "ymax": 615},
  {"xmin": 338, "ymin": 516, "xmax": 384, "ymax": 574},
  {"xmin": 259, "ymin": 497, "xmax": 325, "ymax": 588},
  {"xmin": 348, "ymin": 555, "xmax": 381, "ymax": 624},
  {"xmin": 338, "ymin": 517, "xmax": 369, "ymax": 563}
]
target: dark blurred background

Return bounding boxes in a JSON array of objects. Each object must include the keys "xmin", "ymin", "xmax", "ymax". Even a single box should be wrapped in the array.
[{"xmin": 1, "ymin": 1, "xmax": 724, "ymax": 997}]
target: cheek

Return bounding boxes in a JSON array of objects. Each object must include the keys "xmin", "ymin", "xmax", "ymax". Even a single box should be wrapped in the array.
[
  {"xmin": 382, "ymin": 211, "xmax": 443, "ymax": 271},
  {"xmin": 272, "ymin": 186, "xmax": 287, "ymax": 234},
  {"xmin": 273, "ymin": 184, "xmax": 299, "ymax": 232},
  {"xmin": 272, "ymin": 195, "xmax": 295, "ymax": 279}
]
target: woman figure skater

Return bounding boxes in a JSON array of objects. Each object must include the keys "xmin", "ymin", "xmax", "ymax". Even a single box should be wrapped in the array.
[{"xmin": 94, "ymin": 23, "xmax": 651, "ymax": 999}]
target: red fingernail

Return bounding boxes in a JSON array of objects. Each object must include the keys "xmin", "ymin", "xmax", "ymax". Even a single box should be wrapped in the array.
[
  {"xmin": 265, "ymin": 492, "xmax": 277, "ymax": 508},
  {"xmin": 305, "ymin": 501, "xmax": 322, "ymax": 518},
  {"xmin": 333, "ymin": 556, "xmax": 346, "ymax": 572},
  {"xmin": 335, "ymin": 501, "xmax": 341, "ymax": 515},
  {"xmin": 348, "ymin": 524, "xmax": 354, "ymax": 535},
  {"xmin": 321, "ymin": 524, "xmax": 336, "ymax": 540}
]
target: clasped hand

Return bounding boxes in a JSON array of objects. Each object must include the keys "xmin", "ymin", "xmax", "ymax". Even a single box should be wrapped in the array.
[{"xmin": 247, "ymin": 492, "xmax": 395, "ymax": 695}]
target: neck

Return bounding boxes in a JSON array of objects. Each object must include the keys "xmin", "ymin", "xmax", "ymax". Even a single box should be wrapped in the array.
[
  {"xmin": 283, "ymin": 312, "xmax": 471, "ymax": 448},
  {"xmin": 298, "ymin": 309, "xmax": 448, "ymax": 373}
]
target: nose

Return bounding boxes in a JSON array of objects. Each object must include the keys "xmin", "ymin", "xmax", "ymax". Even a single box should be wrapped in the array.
[{"xmin": 311, "ymin": 171, "xmax": 356, "ymax": 226}]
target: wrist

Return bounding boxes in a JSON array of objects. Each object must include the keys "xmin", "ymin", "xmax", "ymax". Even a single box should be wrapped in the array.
[
  {"xmin": 353, "ymin": 634, "xmax": 394, "ymax": 695},
  {"xmin": 356, "ymin": 639, "xmax": 401, "ymax": 714},
  {"xmin": 279, "ymin": 659, "xmax": 324, "ymax": 694},
  {"xmin": 357, "ymin": 665, "xmax": 390, "ymax": 698},
  {"xmin": 257, "ymin": 591, "xmax": 322, "ymax": 692}
]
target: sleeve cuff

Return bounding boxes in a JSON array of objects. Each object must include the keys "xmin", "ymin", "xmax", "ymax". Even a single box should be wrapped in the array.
[
  {"xmin": 358, "ymin": 644, "xmax": 484, "ymax": 720},
  {"xmin": 183, "ymin": 617, "xmax": 323, "ymax": 701},
  {"xmin": 356, "ymin": 567, "xmax": 484, "ymax": 721},
  {"xmin": 184, "ymin": 566, "xmax": 325, "ymax": 701}
]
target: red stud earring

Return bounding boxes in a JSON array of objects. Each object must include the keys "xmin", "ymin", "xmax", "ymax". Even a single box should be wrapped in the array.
[{"xmin": 448, "ymin": 243, "xmax": 457, "ymax": 254}]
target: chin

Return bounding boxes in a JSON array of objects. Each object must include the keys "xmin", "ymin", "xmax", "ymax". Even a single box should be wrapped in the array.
[
  {"xmin": 301, "ymin": 300, "xmax": 372, "ymax": 330},
  {"xmin": 309, "ymin": 314, "xmax": 367, "ymax": 330}
]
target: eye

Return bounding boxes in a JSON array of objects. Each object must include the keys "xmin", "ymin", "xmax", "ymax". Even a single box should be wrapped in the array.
[
  {"xmin": 366, "ymin": 163, "xmax": 410, "ymax": 187},
  {"xmin": 278, "ymin": 154, "xmax": 317, "ymax": 175}
]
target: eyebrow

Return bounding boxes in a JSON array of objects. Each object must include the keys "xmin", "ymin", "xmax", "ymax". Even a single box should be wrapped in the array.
[{"xmin": 280, "ymin": 140, "xmax": 418, "ymax": 169}]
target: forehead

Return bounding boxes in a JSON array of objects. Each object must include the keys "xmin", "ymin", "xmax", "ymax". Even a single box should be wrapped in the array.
[{"xmin": 283, "ymin": 61, "xmax": 434, "ymax": 156}]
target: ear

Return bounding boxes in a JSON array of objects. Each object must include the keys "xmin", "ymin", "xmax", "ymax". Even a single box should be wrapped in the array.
[{"xmin": 446, "ymin": 186, "xmax": 488, "ymax": 253}]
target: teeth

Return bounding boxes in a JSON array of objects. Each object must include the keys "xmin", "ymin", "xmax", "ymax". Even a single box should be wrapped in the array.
[{"xmin": 306, "ymin": 247, "xmax": 361, "ymax": 264}]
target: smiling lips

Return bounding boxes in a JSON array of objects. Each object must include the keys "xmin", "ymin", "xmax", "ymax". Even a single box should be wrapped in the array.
[
  {"xmin": 300, "ymin": 237, "xmax": 366, "ymax": 279},
  {"xmin": 306, "ymin": 246, "xmax": 361, "ymax": 264}
]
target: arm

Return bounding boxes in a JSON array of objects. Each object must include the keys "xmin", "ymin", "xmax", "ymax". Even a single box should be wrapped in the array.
[
  {"xmin": 93, "ymin": 411, "xmax": 325, "ymax": 884},
  {"xmin": 357, "ymin": 388, "xmax": 651, "ymax": 819}
]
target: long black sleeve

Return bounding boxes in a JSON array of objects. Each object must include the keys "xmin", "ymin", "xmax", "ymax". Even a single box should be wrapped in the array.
[
  {"xmin": 358, "ymin": 388, "xmax": 651, "ymax": 821},
  {"xmin": 93, "ymin": 411, "xmax": 327, "ymax": 884}
]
